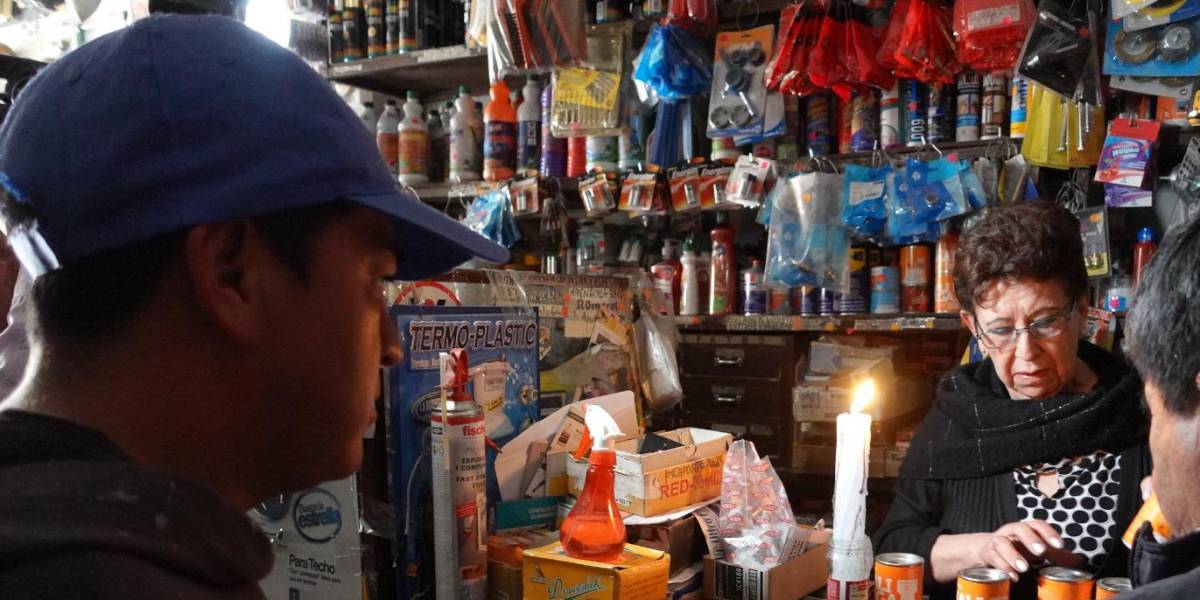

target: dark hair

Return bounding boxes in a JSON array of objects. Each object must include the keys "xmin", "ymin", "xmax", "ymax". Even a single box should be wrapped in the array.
[
  {"xmin": 2, "ymin": 192, "xmax": 357, "ymax": 346},
  {"xmin": 953, "ymin": 202, "xmax": 1088, "ymax": 312},
  {"xmin": 1125, "ymin": 214, "xmax": 1200, "ymax": 417}
]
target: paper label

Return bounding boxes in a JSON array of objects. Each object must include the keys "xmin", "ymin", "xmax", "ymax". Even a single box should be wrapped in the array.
[
  {"xmin": 847, "ymin": 181, "xmax": 885, "ymax": 206},
  {"xmin": 966, "ymin": 4, "xmax": 1022, "ymax": 31},
  {"xmin": 694, "ymin": 506, "xmax": 725, "ymax": 560}
]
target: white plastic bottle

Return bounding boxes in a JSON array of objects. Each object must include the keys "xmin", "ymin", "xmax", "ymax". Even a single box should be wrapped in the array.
[
  {"xmin": 680, "ymin": 239, "xmax": 700, "ymax": 316},
  {"xmin": 358, "ymin": 98, "xmax": 379, "ymax": 134},
  {"xmin": 516, "ymin": 76, "xmax": 542, "ymax": 178},
  {"xmin": 376, "ymin": 99, "xmax": 401, "ymax": 176},
  {"xmin": 449, "ymin": 86, "xmax": 482, "ymax": 182},
  {"xmin": 398, "ymin": 91, "xmax": 429, "ymax": 185}
]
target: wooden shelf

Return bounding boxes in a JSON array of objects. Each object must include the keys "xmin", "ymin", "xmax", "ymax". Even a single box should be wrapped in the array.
[
  {"xmin": 325, "ymin": 46, "xmax": 488, "ymax": 96},
  {"xmin": 675, "ymin": 314, "xmax": 964, "ymax": 333}
]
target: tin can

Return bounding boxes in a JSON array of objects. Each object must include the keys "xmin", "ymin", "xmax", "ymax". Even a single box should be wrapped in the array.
[
  {"xmin": 904, "ymin": 80, "xmax": 928, "ymax": 147},
  {"xmin": 819, "ymin": 287, "xmax": 838, "ymax": 315},
  {"xmin": 836, "ymin": 246, "xmax": 869, "ymax": 314},
  {"xmin": 793, "ymin": 285, "xmax": 820, "ymax": 315},
  {"xmin": 875, "ymin": 552, "xmax": 923, "ymax": 600},
  {"xmin": 827, "ymin": 578, "xmax": 871, "ymax": 600},
  {"xmin": 934, "ymin": 232, "xmax": 960, "ymax": 313},
  {"xmin": 956, "ymin": 71, "xmax": 982, "ymax": 142},
  {"xmin": 741, "ymin": 264, "xmax": 767, "ymax": 315},
  {"xmin": 838, "ymin": 95, "xmax": 854, "ymax": 155},
  {"xmin": 957, "ymin": 568, "xmax": 1010, "ymax": 600},
  {"xmin": 1095, "ymin": 577, "xmax": 1132, "ymax": 599},
  {"xmin": 851, "ymin": 90, "xmax": 880, "ymax": 152},
  {"xmin": 768, "ymin": 286, "xmax": 789, "ymax": 315},
  {"xmin": 870, "ymin": 266, "xmax": 900, "ymax": 314},
  {"xmin": 981, "ymin": 74, "xmax": 1008, "ymax": 140},
  {"xmin": 1010, "ymin": 76, "xmax": 1029, "ymax": 140},
  {"xmin": 366, "ymin": 0, "xmax": 386, "ymax": 57},
  {"xmin": 431, "ymin": 379, "xmax": 488, "ymax": 600},
  {"xmin": 927, "ymin": 83, "xmax": 953, "ymax": 144},
  {"xmin": 807, "ymin": 94, "xmax": 833, "ymax": 156},
  {"xmin": 329, "ymin": 0, "xmax": 346, "ymax": 62},
  {"xmin": 881, "ymin": 82, "xmax": 902, "ymax": 148},
  {"xmin": 1038, "ymin": 567, "xmax": 1093, "ymax": 600},
  {"xmin": 900, "ymin": 244, "xmax": 931, "ymax": 313}
]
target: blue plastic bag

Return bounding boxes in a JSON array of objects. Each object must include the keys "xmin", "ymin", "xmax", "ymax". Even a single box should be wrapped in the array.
[
  {"xmin": 634, "ymin": 24, "xmax": 713, "ymax": 100},
  {"xmin": 462, "ymin": 190, "xmax": 521, "ymax": 248},
  {"xmin": 842, "ymin": 163, "xmax": 891, "ymax": 238}
]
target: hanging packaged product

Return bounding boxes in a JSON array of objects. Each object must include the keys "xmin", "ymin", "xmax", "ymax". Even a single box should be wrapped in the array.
[
  {"xmin": 765, "ymin": 3, "xmax": 805, "ymax": 91},
  {"xmin": 1076, "ymin": 205, "xmax": 1112, "ymax": 277},
  {"xmin": 1114, "ymin": 0, "xmax": 1166, "ymax": 20},
  {"xmin": 1016, "ymin": 0, "xmax": 1094, "ymax": 99},
  {"xmin": 633, "ymin": 24, "xmax": 713, "ymax": 101},
  {"xmin": 904, "ymin": 157, "xmax": 969, "ymax": 224},
  {"xmin": 666, "ymin": 0, "xmax": 717, "ymax": 31},
  {"xmin": 1095, "ymin": 117, "xmax": 1162, "ymax": 187},
  {"xmin": 957, "ymin": 161, "xmax": 990, "ymax": 210},
  {"xmin": 508, "ymin": 177, "xmax": 541, "ymax": 217},
  {"xmin": 620, "ymin": 173, "xmax": 667, "ymax": 215},
  {"xmin": 462, "ymin": 189, "xmax": 522, "ymax": 248},
  {"xmin": 486, "ymin": 0, "xmax": 587, "ymax": 81},
  {"xmin": 778, "ymin": 3, "xmax": 828, "ymax": 96},
  {"xmin": 698, "ymin": 165, "xmax": 734, "ymax": 209},
  {"xmin": 954, "ymin": 0, "xmax": 1035, "ymax": 73},
  {"xmin": 707, "ymin": 26, "xmax": 775, "ymax": 140},
  {"xmin": 1124, "ymin": 0, "xmax": 1200, "ymax": 31},
  {"xmin": 842, "ymin": 163, "xmax": 892, "ymax": 239},
  {"xmin": 1021, "ymin": 82, "xmax": 1105, "ymax": 169},
  {"xmin": 1103, "ymin": 16, "xmax": 1200, "ymax": 78},
  {"xmin": 668, "ymin": 166, "xmax": 703, "ymax": 213},
  {"xmin": 723, "ymin": 155, "xmax": 775, "ymax": 208},
  {"xmin": 887, "ymin": 0, "xmax": 960, "ymax": 84},
  {"xmin": 808, "ymin": 0, "xmax": 893, "ymax": 97},
  {"xmin": 579, "ymin": 174, "xmax": 618, "ymax": 218},
  {"xmin": 765, "ymin": 171, "xmax": 851, "ymax": 291}
]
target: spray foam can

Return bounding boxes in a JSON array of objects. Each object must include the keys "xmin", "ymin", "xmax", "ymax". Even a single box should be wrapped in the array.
[
  {"xmin": 926, "ymin": 83, "xmax": 954, "ymax": 144},
  {"xmin": 431, "ymin": 350, "xmax": 487, "ymax": 600},
  {"xmin": 1010, "ymin": 76, "xmax": 1029, "ymax": 140},
  {"xmin": 981, "ymin": 74, "xmax": 1008, "ymax": 140},
  {"xmin": 851, "ymin": 90, "xmax": 880, "ymax": 152},
  {"xmin": 806, "ymin": 94, "xmax": 833, "ymax": 156},
  {"xmin": 904, "ymin": 80, "xmax": 927, "ymax": 147},
  {"xmin": 955, "ymin": 72, "xmax": 981, "ymax": 142},
  {"xmin": 880, "ymin": 82, "xmax": 901, "ymax": 149}
]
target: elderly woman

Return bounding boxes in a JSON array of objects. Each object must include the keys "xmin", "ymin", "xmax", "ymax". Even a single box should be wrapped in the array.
[{"xmin": 873, "ymin": 203, "xmax": 1150, "ymax": 599}]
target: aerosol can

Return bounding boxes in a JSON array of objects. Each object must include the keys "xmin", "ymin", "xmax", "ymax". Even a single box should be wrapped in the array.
[
  {"xmin": 431, "ymin": 349, "xmax": 487, "ymax": 599},
  {"xmin": 560, "ymin": 405, "xmax": 626, "ymax": 562}
]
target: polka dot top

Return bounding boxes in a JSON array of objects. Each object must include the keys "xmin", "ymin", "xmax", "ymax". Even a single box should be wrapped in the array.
[{"xmin": 1013, "ymin": 451, "xmax": 1123, "ymax": 570}]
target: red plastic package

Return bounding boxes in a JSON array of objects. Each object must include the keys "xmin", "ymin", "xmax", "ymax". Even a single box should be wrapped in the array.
[
  {"xmin": 667, "ymin": 0, "xmax": 718, "ymax": 31},
  {"xmin": 954, "ymin": 0, "xmax": 1034, "ymax": 74},
  {"xmin": 810, "ymin": 0, "xmax": 853, "ymax": 96},
  {"xmin": 894, "ymin": 0, "xmax": 959, "ymax": 85},
  {"xmin": 780, "ymin": 3, "xmax": 826, "ymax": 96},
  {"xmin": 765, "ymin": 4, "xmax": 804, "ymax": 90}
]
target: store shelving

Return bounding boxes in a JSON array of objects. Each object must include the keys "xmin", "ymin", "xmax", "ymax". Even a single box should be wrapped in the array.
[
  {"xmin": 325, "ymin": 45, "xmax": 488, "ymax": 96},
  {"xmin": 674, "ymin": 314, "xmax": 965, "ymax": 333}
]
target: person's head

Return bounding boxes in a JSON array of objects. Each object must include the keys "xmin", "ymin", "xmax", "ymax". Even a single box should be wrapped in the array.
[
  {"xmin": 0, "ymin": 15, "xmax": 506, "ymax": 506},
  {"xmin": 1125, "ymin": 214, "xmax": 1200, "ymax": 534},
  {"xmin": 954, "ymin": 202, "xmax": 1090, "ymax": 400}
]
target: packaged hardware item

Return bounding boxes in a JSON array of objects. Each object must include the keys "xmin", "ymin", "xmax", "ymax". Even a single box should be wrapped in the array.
[
  {"xmin": 1016, "ymin": 0, "xmax": 1095, "ymax": 98},
  {"xmin": 1095, "ymin": 117, "xmax": 1162, "ymax": 187},
  {"xmin": 620, "ymin": 172, "xmax": 667, "ymax": 215},
  {"xmin": 1124, "ymin": 0, "xmax": 1200, "ymax": 31},
  {"xmin": 707, "ymin": 26, "xmax": 775, "ymax": 139},
  {"xmin": 842, "ymin": 163, "xmax": 891, "ymax": 239},
  {"xmin": 723, "ymin": 155, "xmax": 775, "ymax": 208},
  {"xmin": 389, "ymin": 306, "xmax": 540, "ymax": 600},
  {"xmin": 1104, "ymin": 15, "xmax": 1200, "ymax": 78},
  {"xmin": 668, "ymin": 166, "xmax": 703, "ymax": 213},
  {"xmin": 765, "ymin": 171, "xmax": 850, "ymax": 291},
  {"xmin": 486, "ymin": 0, "xmax": 587, "ymax": 80},
  {"xmin": 579, "ymin": 174, "xmax": 618, "ymax": 218}
]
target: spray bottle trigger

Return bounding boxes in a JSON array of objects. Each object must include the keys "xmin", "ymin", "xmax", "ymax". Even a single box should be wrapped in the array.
[{"xmin": 573, "ymin": 413, "xmax": 592, "ymax": 461}]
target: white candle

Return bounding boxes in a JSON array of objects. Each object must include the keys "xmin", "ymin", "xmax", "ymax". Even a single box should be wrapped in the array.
[{"xmin": 832, "ymin": 380, "xmax": 874, "ymax": 544}]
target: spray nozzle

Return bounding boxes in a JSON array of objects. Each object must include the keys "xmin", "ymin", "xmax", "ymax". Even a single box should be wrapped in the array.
[
  {"xmin": 572, "ymin": 404, "xmax": 624, "ymax": 461},
  {"xmin": 442, "ymin": 348, "xmax": 472, "ymax": 403}
]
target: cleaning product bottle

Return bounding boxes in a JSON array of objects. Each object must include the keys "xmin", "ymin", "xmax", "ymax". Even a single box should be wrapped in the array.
[
  {"xmin": 1133, "ymin": 226, "xmax": 1157, "ymax": 294},
  {"xmin": 709, "ymin": 212, "xmax": 737, "ymax": 316},
  {"xmin": 483, "ymin": 80, "xmax": 516, "ymax": 182},
  {"xmin": 376, "ymin": 99, "xmax": 401, "ymax": 176},
  {"xmin": 680, "ymin": 238, "xmax": 700, "ymax": 316},
  {"xmin": 516, "ymin": 76, "xmax": 542, "ymax": 178},
  {"xmin": 540, "ymin": 83, "xmax": 566, "ymax": 178},
  {"xmin": 560, "ymin": 405, "xmax": 626, "ymax": 562},
  {"xmin": 358, "ymin": 93, "xmax": 380, "ymax": 134},
  {"xmin": 398, "ymin": 91, "xmax": 429, "ymax": 186},
  {"xmin": 651, "ymin": 239, "xmax": 683, "ymax": 316},
  {"xmin": 450, "ymin": 86, "xmax": 481, "ymax": 182}
]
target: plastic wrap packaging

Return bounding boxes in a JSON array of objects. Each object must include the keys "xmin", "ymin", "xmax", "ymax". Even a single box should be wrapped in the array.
[
  {"xmin": 487, "ymin": 0, "xmax": 588, "ymax": 81},
  {"xmin": 779, "ymin": 3, "xmax": 826, "ymax": 96},
  {"xmin": 842, "ymin": 163, "xmax": 892, "ymax": 239},
  {"xmin": 549, "ymin": 22, "xmax": 631, "ymax": 137},
  {"xmin": 462, "ymin": 189, "xmax": 522, "ymax": 248},
  {"xmin": 633, "ymin": 24, "xmax": 712, "ymax": 101},
  {"xmin": 667, "ymin": 0, "xmax": 717, "ymax": 31},
  {"xmin": 717, "ymin": 440, "xmax": 811, "ymax": 568},
  {"xmin": 707, "ymin": 26, "xmax": 775, "ymax": 139},
  {"xmin": 765, "ymin": 171, "xmax": 851, "ymax": 292},
  {"xmin": 809, "ymin": 0, "xmax": 893, "ymax": 99},
  {"xmin": 953, "ymin": 0, "xmax": 1035, "ymax": 73},
  {"xmin": 466, "ymin": 0, "xmax": 492, "ymax": 50},
  {"xmin": 881, "ymin": 0, "xmax": 959, "ymax": 84},
  {"xmin": 630, "ymin": 273, "xmax": 682, "ymax": 415},
  {"xmin": 904, "ymin": 157, "xmax": 969, "ymax": 223},
  {"xmin": 1015, "ymin": 0, "xmax": 1093, "ymax": 99}
]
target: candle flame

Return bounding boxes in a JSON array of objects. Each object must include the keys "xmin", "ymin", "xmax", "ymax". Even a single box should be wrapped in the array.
[{"xmin": 850, "ymin": 379, "xmax": 875, "ymax": 414}]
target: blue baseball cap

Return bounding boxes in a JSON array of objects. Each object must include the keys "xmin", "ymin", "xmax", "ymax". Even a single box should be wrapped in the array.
[{"xmin": 0, "ymin": 14, "xmax": 507, "ymax": 280}]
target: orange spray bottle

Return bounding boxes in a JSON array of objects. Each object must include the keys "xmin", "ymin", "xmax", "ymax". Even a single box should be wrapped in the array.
[{"xmin": 560, "ymin": 405, "xmax": 626, "ymax": 562}]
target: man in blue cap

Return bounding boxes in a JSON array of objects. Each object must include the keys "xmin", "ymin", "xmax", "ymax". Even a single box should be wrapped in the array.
[{"xmin": 0, "ymin": 14, "xmax": 506, "ymax": 597}]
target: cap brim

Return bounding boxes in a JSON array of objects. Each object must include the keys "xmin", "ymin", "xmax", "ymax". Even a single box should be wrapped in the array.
[{"xmin": 348, "ymin": 190, "xmax": 510, "ymax": 280}]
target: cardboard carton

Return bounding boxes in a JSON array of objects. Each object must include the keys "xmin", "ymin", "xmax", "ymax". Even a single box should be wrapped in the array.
[
  {"xmin": 627, "ymin": 516, "xmax": 702, "ymax": 576},
  {"xmin": 702, "ymin": 528, "xmax": 831, "ymax": 600},
  {"xmin": 808, "ymin": 338, "xmax": 897, "ymax": 374},
  {"xmin": 567, "ymin": 428, "xmax": 732, "ymax": 517},
  {"xmin": 522, "ymin": 543, "xmax": 670, "ymax": 600}
]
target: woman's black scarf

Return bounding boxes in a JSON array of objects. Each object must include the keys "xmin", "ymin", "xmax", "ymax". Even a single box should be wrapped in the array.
[{"xmin": 899, "ymin": 340, "xmax": 1147, "ymax": 480}]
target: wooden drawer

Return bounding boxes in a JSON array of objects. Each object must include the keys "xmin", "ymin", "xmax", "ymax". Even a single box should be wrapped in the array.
[
  {"xmin": 680, "ymin": 375, "xmax": 791, "ymax": 415},
  {"xmin": 678, "ymin": 333, "xmax": 797, "ymax": 381},
  {"xmin": 671, "ymin": 411, "xmax": 793, "ymax": 469}
]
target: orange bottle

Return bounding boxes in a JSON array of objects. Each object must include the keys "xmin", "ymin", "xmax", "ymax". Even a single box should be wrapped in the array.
[
  {"xmin": 560, "ymin": 405, "xmax": 626, "ymax": 562},
  {"xmin": 483, "ymin": 80, "xmax": 516, "ymax": 182}
]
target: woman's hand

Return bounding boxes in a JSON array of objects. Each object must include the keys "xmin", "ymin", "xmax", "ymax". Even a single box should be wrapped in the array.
[{"xmin": 930, "ymin": 521, "xmax": 1082, "ymax": 583}]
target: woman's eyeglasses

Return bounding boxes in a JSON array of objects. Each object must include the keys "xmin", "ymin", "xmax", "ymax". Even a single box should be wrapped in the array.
[{"xmin": 973, "ymin": 302, "xmax": 1077, "ymax": 351}]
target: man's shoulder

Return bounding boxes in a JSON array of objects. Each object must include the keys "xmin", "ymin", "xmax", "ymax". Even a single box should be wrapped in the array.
[
  {"xmin": 1122, "ymin": 567, "xmax": 1200, "ymax": 599},
  {"xmin": 0, "ymin": 409, "xmax": 128, "ymax": 466}
]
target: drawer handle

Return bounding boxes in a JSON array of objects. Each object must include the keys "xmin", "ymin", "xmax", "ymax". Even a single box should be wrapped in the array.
[
  {"xmin": 714, "ymin": 393, "xmax": 743, "ymax": 404},
  {"xmin": 714, "ymin": 355, "xmax": 743, "ymax": 368}
]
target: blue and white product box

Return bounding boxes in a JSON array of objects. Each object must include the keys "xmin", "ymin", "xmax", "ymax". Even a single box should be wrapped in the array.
[
  {"xmin": 388, "ymin": 305, "xmax": 540, "ymax": 600},
  {"xmin": 249, "ymin": 477, "xmax": 361, "ymax": 600}
]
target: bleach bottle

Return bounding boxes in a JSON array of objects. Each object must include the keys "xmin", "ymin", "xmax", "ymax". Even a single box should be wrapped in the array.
[
  {"xmin": 450, "ymin": 86, "xmax": 482, "ymax": 182},
  {"xmin": 397, "ymin": 91, "xmax": 429, "ymax": 186},
  {"xmin": 560, "ymin": 405, "xmax": 626, "ymax": 562},
  {"xmin": 516, "ymin": 76, "xmax": 542, "ymax": 177}
]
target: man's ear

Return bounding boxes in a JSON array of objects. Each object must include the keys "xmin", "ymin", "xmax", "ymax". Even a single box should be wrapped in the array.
[{"xmin": 184, "ymin": 222, "xmax": 263, "ymax": 344}]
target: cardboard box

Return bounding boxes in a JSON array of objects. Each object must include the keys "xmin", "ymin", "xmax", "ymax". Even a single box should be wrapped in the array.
[
  {"xmin": 546, "ymin": 450, "xmax": 570, "ymax": 497},
  {"xmin": 792, "ymin": 373, "xmax": 926, "ymax": 424},
  {"xmin": 702, "ymin": 529, "xmax": 831, "ymax": 600},
  {"xmin": 493, "ymin": 496, "xmax": 562, "ymax": 533},
  {"xmin": 791, "ymin": 440, "xmax": 888, "ymax": 478},
  {"xmin": 522, "ymin": 543, "xmax": 670, "ymax": 600},
  {"xmin": 808, "ymin": 338, "xmax": 897, "ymax": 374},
  {"xmin": 489, "ymin": 560, "xmax": 524, "ymax": 600},
  {"xmin": 567, "ymin": 428, "xmax": 733, "ymax": 517},
  {"xmin": 627, "ymin": 516, "xmax": 701, "ymax": 576}
]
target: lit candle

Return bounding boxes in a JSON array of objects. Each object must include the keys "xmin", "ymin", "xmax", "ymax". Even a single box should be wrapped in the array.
[{"xmin": 833, "ymin": 379, "xmax": 874, "ymax": 544}]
